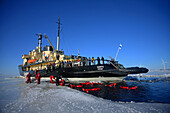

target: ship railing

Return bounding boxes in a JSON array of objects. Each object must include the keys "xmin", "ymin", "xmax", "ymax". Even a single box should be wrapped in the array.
[
  {"xmin": 23, "ymin": 58, "xmax": 122, "ymax": 72},
  {"xmin": 51, "ymin": 59, "xmax": 119, "ymax": 69}
]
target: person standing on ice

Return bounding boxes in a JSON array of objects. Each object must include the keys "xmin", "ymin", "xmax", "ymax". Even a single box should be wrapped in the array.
[
  {"xmin": 56, "ymin": 74, "xmax": 59, "ymax": 86},
  {"xmin": 37, "ymin": 73, "xmax": 41, "ymax": 84},
  {"xmin": 26, "ymin": 72, "xmax": 31, "ymax": 83},
  {"xmin": 35, "ymin": 69, "xmax": 37, "ymax": 77}
]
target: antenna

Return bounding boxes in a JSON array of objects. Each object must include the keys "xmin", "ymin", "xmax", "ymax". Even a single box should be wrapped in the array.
[
  {"xmin": 56, "ymin": 17, "xmax": 62, "ymax": 51},
  {"xmin": 115, "ymin": 43, "xmax": 122, "ymax": 61},
  {"xmin": 78, "ymin": 49, "xmax": 79, "ymax": 56},
  {"xmin": 35, "ymin": 33, "xmax": 43, "ymax": 53},
  {"xmin": 161, "ymin": 59, "xmax": 168, "ymax": 71}
]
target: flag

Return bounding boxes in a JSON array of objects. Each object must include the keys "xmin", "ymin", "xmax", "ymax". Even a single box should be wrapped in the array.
[{"xmin": 119, "ymin": 43, "xmax": 122, "ymax": 49}]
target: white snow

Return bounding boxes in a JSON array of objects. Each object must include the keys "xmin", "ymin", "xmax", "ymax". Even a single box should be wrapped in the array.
[{"xmin": 1, "ymin": 80, "xmax": 170, "ymax": 113}]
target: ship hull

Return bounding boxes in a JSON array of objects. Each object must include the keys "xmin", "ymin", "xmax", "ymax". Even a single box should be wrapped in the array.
[{"xmin": 18, "ymin": 64, "xmax": 148, "ymax": 81}]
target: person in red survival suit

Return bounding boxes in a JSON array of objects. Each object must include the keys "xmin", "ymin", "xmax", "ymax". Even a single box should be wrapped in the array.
[
  {"xmin": 35, "ymin": 69, "xmax": 37, "ymax": 76},
  {"xmin": 37, "ymin": 73, "xmax": 41, "ymax": 84},
  {"xmin": 26, "ymin": 72, "xmax": 31, "ymax": 83}
]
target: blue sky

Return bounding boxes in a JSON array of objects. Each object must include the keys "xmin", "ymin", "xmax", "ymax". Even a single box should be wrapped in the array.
[{"xmin": 0, "ymin": 0, "xmax": 170, "ymax": 74}]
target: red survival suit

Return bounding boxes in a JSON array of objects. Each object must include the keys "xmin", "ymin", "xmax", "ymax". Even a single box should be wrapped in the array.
[
  {"xmin": 36, "ymin": 73, "xmax": 41, "ymax": 84},
  {"xmin": 26, "ymin": 73, "xmax": 31, "ymax": 83}
]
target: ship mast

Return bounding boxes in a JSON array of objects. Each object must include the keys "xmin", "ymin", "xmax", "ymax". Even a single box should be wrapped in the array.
[
  {"xmin": 38, "ymin": 34, "xmax": 42, "ymax": 53},
  {"xmin": 56, "ymin": 17, "xmax": 61, "ymax": 51}
]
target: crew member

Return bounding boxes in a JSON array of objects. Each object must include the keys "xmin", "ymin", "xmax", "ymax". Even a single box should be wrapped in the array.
[
  {"xmin": 57, "ymin": 55, "xmax": 60, "ymax": 60},
  {"xmin": 52, "ymin": 62, "xmax": 55, "ymax": 71},
  {"xmin": 26, "ymin": 72, "xmax": 31, "ymax": 83},
  {"xmin": 56, "ymin": 74, "xmax": 59, "ymax": 86},
  {"xmin": 101, "ymin": 57, "xmax": 104, "ymax": 64},
  {"xmin": 97, "ymin": 57, "xmax": 100, "ymax": 65},
  {"xmin": 92, "ymin": 57, "xmax": 95, "ymax": 65},
  {"xmin": 48, "ymin": 63, "xmax": 51, "ymax": 71},
  {"xmin": 88, "ymin": 57, "xmax": 91, "ymax": 66},
  {"xmin": 35, "ymin": 69, "xmax": 37, "ymax": 76},
  {"xmin": 37, "ymin": 73, "xmax": 41, "ymax": 84}
]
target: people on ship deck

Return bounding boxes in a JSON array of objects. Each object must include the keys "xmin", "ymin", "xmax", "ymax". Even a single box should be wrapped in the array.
[
  {"xmin": 57, "ymin": 55, "xmax": 59, "ymax": 60},
  {"xmin": 52, "ymin": 62, "xmax": 55, "ymax": 70},
  {"xmin": 97, "ymin": 57, "xmax": 100, "ymax": 65},
  {"xmin": 88, "ymin": 57, "xmax": 91, "ymax": 66},
  {"xmin": 61, "ymin": 61, "xmax": 64, "ymax": 68},
  {"xmin": 92, "ymin": 57, "xmax": 95, "ymax": 65},
  {"xmin": 101, "ymin": 57, "xmax": 104, "ymax": 64}
]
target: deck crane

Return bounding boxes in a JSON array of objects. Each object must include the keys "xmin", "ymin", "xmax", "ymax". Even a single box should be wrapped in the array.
[{"xmin": 44, "ymin": 34, "xmax": 58, "ymax": 55}]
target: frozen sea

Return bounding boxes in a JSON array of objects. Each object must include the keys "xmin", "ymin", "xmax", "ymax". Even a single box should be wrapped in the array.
[{"xmin": 0, "ymin": 71, "xmax": 170, "ymax": 113}]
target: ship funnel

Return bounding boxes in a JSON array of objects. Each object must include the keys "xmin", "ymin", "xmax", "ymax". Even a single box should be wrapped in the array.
[{"xmin": 38, "ymin": 34, "xmax": 42, "ymax": 52}]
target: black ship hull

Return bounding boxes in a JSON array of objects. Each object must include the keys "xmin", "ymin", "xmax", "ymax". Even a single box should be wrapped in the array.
[{"xmin": 18, "ymin": 64, "xmax": 148, "ymax": 80}]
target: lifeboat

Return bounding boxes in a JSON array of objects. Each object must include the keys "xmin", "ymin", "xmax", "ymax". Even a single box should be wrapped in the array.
[{"xmin": 28, "ymin": 59, "xmax": 37, "ymax": 64}]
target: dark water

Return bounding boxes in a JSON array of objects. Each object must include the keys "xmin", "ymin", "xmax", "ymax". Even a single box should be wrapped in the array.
[{"xmin": 71, "ymin": 71, "xmax": 170, "ymax": 104}]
